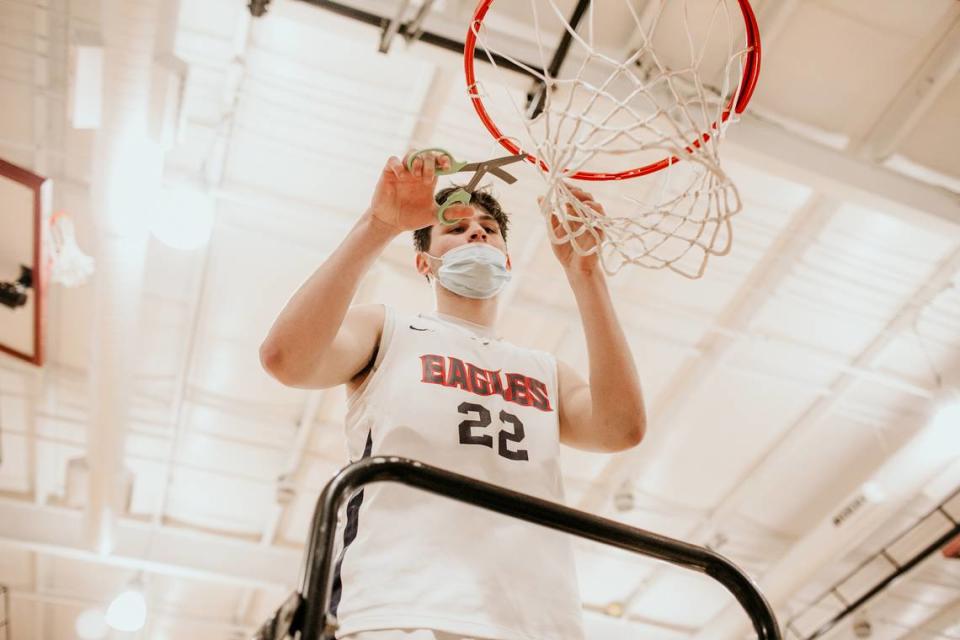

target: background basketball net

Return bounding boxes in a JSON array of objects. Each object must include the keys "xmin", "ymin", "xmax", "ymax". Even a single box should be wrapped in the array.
[
  {"xmin": 46, "ymin": 211, "xmax": 94, "ymax": 288},
  {"xmin": 465, "ymin": 0, "xmax": 761, "ymax": 278}
]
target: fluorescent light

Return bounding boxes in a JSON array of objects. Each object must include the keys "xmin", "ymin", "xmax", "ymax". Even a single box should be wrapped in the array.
[
  {"xmin": 105, "ymin": 587, "xmax": 147, "ymax": 632},
  {"xmin": 931, "ymin": 398, "xmax": 960, "ymax": 434},
  {"xmin": 150, "ymin": 184, "xmax": 215, "ymax": 250}
]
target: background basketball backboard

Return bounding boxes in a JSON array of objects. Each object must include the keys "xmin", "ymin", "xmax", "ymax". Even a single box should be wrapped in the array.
[{"xmin": 0, "ymin": 157, "xmax": 48, "ymax": 366}]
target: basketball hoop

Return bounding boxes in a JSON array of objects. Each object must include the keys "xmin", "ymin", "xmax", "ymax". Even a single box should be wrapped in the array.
[
  {"xmin": 463, "ymin": 0, "xmax": 762, "ymax": 277},
  {"xmin": 45, "ymin": 211, "xmax": 94, "ymax": 288}
]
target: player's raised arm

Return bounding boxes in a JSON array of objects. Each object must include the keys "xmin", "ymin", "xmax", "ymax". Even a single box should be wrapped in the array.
[
  {"xmin": 547, "ymin": 186, "xmax": 647, "ymax": 452},
  {"xmin": 259, "ymin": 153, "xmax": 457, "ymax": 388}
]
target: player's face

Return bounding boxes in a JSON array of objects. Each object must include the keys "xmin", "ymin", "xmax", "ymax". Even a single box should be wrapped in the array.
[
  {"xmin": 427, "ymin": 205, "xmax": 507, "ymax": 257},
  {"xmin": 415, "ymin": 204, "xmax": 510, "ymax": 282}
]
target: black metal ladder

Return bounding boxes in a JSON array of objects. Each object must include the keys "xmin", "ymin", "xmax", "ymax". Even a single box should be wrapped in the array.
[{"xmin": 254, "ymin": 457, "xmax": 782, "ymax": 640}]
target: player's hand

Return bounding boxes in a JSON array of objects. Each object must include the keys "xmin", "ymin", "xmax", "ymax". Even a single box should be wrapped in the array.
[
  {"xmin": 542, "ymin": 185, "xmax": 605, "ymax": 275},
  {"xmin": 366, "ymin": 152, "xmax": 469, "ymax": 233}
]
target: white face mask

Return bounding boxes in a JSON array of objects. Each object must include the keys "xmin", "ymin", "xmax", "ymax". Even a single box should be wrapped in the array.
[{"xmin": 425, "ymin": 243, "xmax": 512, "ymax": 299}]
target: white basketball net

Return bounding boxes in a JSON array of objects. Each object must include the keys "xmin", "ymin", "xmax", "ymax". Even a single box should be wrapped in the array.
[
  {"xmin": 46, "ymin": 213, "xmax": 94, "ymax": 288},
  {"xmin": 470, "ymin": 0, "xmax": 756, "ymax": 277}
]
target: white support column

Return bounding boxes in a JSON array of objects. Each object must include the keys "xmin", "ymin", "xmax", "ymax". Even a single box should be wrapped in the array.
[{"xmin": 85, "ymin": 0, "xmax": 167, "ymax": 556}]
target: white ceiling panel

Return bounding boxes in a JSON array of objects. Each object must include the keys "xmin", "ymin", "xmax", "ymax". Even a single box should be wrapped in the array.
[
  {"xmin": 735, "ymin": 413, "xmax": 904, "ymax": 535},
  {"xmin": 626, "ymin": 565, "xmax": 731, "ymax": 627},
  {"xmin": 164, "ymin": 467, "xmax": 274, "ymax": 534},
  {"xmin": 637, "ymin": 364, "xmax": 828, "ymax": 511}
]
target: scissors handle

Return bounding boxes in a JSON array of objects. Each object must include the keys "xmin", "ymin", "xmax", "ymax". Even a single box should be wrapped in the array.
[
  {"xmin": 436, "ymin": 189, "xmax": 472, "ymax": 225},
  {"xmin": 405, "ymin": 148, "xmax": 468, "ymax": 175},
  {"xmin": 405, "ymin": 148, "xmax": 524, "ymax": 226}
]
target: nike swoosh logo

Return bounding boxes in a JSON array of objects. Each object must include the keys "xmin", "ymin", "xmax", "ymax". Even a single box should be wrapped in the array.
[{"xmin": 409, "ymin": 325, "xmax": 432, "ymax": 332}]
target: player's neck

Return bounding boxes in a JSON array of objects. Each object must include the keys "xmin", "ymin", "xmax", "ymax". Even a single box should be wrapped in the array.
[{"xmin": 434, "ymin": 286, "xmax": 499, "ymax": 329}]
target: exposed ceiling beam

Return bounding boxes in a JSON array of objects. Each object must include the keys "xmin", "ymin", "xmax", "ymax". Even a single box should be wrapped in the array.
[
  {"xmin": 0, "ymin": 499, "xmax": 299, "ymax": 589},
  {"xmin": 863, "ymin": 7, "xmax": 960, "ymax": 162},
  {"xmin": 755, "ymin": 0, "xmax": 801, "ymax": 51},
  {"xmin": 727, "ymin": 114, "xmax": 960, "ymax": 233},
  {"xmin": 10, "ymin": 588, "xmax": 256, "ymax": 636}
]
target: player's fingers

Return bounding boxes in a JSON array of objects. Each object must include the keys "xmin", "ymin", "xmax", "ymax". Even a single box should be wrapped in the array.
[
  {"xmin": 443, "ymin": 205, "xmax": 475, "ymax": 224},
  {"xmin": 569, "ymin": 187, "xmax": 604, "ymax": 210},
  {"xmin": 563, "ymin": 188, "xmax": 603, "ymax": 215},
  {"xmin": 568, "ymin": 185, "xmax": 593, "ymax": 199},
  {"xmin": 385, "ymin": 156, "xmax": 404, "ymax": 178},
  {"xmin": 546, "ymin": 206, "xmax": 564, "ymax": 230},
  {"xmin": 584, "ymin": 199, "xmax": 604, "ymax": 215},
  {"xmin": 422, "ymin": 153, "xmax": 436, "ymax": 183}
]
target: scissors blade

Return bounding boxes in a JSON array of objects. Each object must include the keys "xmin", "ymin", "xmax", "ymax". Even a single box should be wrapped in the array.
[
  {"xmin": 459, "ymin": 153, "xmax": 527, "ymax": 173},
  {"xmin": 483, "ymin": 153, "xmax": 527, "ymax": 168},
  {"xmin": 487, "ymin": 166, "xmax": 518, "ymax": 184}
]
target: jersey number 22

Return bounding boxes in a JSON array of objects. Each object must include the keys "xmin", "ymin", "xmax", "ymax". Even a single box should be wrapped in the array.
[{"xmin": 457, "ymin": 401, "xmax": 529, "ymax": 461}]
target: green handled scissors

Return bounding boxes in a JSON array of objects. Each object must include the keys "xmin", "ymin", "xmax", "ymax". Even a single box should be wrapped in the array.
[{"xmin": 406, "ymin": 148, "xmax": 527, "ymax": 224}]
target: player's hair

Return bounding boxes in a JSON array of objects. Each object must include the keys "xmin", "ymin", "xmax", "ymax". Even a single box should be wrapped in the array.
[{"xmin": 413, "ymin": 186, "xmax": 510, "ymax": 253}]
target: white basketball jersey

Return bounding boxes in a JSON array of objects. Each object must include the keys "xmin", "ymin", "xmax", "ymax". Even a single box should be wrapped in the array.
[{"xmin": 332, "ymin": 306, "xmax": 585, "ymax": 640}]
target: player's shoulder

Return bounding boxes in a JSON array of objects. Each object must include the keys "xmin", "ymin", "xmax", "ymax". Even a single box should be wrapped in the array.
[
  {"xmin": 346, "ymin": 303, "xmax": 387, "ymax": 341},
  {"xmin": 347, "ymin": 302, "xmax": 386, "ymax": 322}
]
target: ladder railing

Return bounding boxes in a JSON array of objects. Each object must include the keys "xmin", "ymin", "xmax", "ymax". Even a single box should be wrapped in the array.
[{"xmin": 255, "ymin": 456, "xmax": 782, "ymax": 640}]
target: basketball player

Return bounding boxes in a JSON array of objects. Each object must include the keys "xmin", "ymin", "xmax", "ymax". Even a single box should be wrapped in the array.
[{"xmin": 260, "ymin": 151, "xmax": 646, "ymax": 640}]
